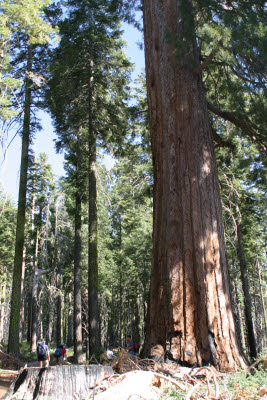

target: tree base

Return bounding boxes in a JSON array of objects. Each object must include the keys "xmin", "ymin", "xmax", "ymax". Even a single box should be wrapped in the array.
[{"xmin": 2, "ymin": 364, "xmax": 113, "ymax": 400}]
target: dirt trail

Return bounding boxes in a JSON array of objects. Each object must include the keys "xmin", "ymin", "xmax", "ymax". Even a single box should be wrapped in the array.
[{"xmin": 0, "ymin": 371, "xmax": 17, "ymax": 399}]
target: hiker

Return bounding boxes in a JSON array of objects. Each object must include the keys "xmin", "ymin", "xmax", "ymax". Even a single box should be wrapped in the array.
[
  {"xmin": 107, "ymin": 349, "xmax": 114, "ymax": 360},
  {"xmin": 54, "ymin": 344, "xmax": 67, "ymax": 366},
  {"xmin": 126, "ymin": 335, "xmax": 135, "ymax": 355},
  {"xmin": 37, "ymin": 338, "xmax": 50, "ymax": 368}
]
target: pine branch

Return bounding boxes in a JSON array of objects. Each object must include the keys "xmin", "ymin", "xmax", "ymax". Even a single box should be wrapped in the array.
[
  {"xmin": 195, "ymin": 45, "xmax": 221, "ymax": 74},
  {"xmin": 207, "ymin": 101, "xmax": 267, "ymax": 154},
  {"xmin": 212, "ymin": 129, "xmax": 235, "ymax": 150}
]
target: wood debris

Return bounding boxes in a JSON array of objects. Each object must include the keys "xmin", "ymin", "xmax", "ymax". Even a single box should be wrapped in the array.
[
  {"xmin": 0, "ymin": 346, "xmax": 21, "ymax": 370},
  {"xmin": 93, "ymin": 350, "xmax": 237, "ymax": 399}
]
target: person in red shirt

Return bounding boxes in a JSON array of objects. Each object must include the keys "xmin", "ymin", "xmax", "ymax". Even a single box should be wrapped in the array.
[{"xmin": 55, "ymin": 344, "xmax": 67, "ymax": 366}]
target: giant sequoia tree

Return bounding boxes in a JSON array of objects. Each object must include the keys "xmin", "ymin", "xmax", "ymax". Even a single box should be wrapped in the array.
[{"xmin": 140, "ymin": 0, "xmax": 267, "ymax": 371}]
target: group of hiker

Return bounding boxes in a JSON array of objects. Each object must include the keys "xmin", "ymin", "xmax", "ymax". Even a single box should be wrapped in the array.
[
  {"xmin": 37, "ymin": 338, "xmax": 67, "ymax": 368},
  {"xmin": 106, "ymin": 335, "xmax": 139, "ymax": 360},
  {"xmin": 37, "ymin": 335, "xmax": 138, "ymax": 367}
]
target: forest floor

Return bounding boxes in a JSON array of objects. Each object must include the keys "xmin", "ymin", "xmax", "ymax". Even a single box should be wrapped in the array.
[{"xmin": 0, "ymin": 343, "xmax": 266, "ymax": 400}]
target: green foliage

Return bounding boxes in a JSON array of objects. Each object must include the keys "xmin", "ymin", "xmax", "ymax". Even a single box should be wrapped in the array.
[
  {"xmin": 226, "ymin": 367, "xmax": 267, "ymax": 400},
  {"xmin": 0, "ymin": 0, "xmax": 58, "ymax": 121},
  {"xmin": 194, "ymin": 1, "xmax": 266, "ymax": 150},
  {"xmin": 215, "ymin": 121, "xmax": 267, "ymax": 353},
  {"xmin": 0, "ymin": 0, "xmax": 57, "ymax": 44},
  {"xmin": 0, "ymin": 187, "xmax": 16, "ymax": 274},
  {"xmin": 48, "ymin": 0, "xmax": 132, "ymax": 152},
  {"xmin": 97, "ymin": 141, "xmax": 152, "ymax": 345}
]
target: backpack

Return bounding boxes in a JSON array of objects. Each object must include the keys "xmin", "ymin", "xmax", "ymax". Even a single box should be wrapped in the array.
[
  {"xmin": 134, "ymin": 342, "xmax": 140, "ymax": 354},
  {"xmin": 37, "ymin": 342, "xmax": 46, "ymax": 356},
  {"xmin": 54, "ymin": 347, "xmax": 62, "ymax": 357}
]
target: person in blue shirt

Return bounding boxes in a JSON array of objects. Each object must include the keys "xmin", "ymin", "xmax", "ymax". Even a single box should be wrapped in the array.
[
  {"xmin": 127, "ymin": 335, "xmax": 135, "ymax": 356},
  {"xmin": 37, "ymin": 338, "xmax": 50, "ymax": 368}
]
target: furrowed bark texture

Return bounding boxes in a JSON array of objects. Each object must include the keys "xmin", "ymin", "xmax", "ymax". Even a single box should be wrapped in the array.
[
  {"xmin": 142, "ymin": 0, "xmax": 246, "ymax": 371},
  {"xmin": 8, "ymin": 45, "xmax": 32, "ymax": 356}
]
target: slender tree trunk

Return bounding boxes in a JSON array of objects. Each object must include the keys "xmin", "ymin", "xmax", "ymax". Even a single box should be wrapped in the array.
[
  {"xmin": 142, "ymin": 257, "xmax": 148, "ymax": 340},
  {"xmin": 88, "ymin": 129, "xmax": 100, "ymax": 355},
  {"xmin": 19, "ymin": 247, "xmax": 26, "ymax": 342},
  {"xmin": 0, "ymin": 273, "xmax": 3, "ymax": 341},
  {"xmin": 56, "ymin": 238, "xmax": 63, "ymax": 346},
  {"xmin": 31, "ymin": 230, "xmax": 39, "ymax": 352},
  {"xmin": 257, "ymin": 257, "xmax": 267, "ymax": 337},
  {"xmin": 237, "ymin": 224, "xmax": 257, "ymax": 359},
  {"xmin": 46, "ymin": 296, "xmax": 52, "ymax": 344},
  {"xmin": 67, "ymin": 293, "xmax": 73, "ymax": 348},
  {"xmin": 119, "ymin": 217, "xmax": 123, "ymax": 346},
  {"xmin": 39, "ymin": 306, "xmax": 43, "ymax": 339},
  {"xmin": 27, "ymin": 162, "xmax": 36, "ymax": 342},
  {"xmin": 27, "ymin": 279, "xmax": 32, "ymax": 343},
  {"xmin": 133, "ymin": 296, "xmax": 140, "ymax": 345},
  {"xmin": 229, "ymin": 265, "xmax": 245, "ymax": 351},
  {"xmin": 88, "ymin": 21, "xmax": 100, "ymax": 353},
  {"xmin": 8, "ymin": 45, "xmax": 32, "ymax": 355},
  {"xmin": 142, "ymin": 0, "xmax": 246, "ymax": 371},
  {"xmin": 74, "ymin": 142, "xmax": 83, "ymax": 363},
  {"xmin": 107, "ymin": 274, "xmax": 115, "ymax": 347},
  {"xmin": 0, "ymin": 267, "xmax": 7, "ymax": 341}
]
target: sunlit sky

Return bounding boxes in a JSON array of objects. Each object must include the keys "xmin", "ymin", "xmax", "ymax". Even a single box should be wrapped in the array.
[{"xmin": 0, "ymin": 20, "xmax": 145, "ymax": 203}]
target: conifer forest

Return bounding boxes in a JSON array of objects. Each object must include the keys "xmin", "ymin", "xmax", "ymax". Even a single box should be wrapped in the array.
[{"xmin": 0, "ymin": 0, "xmax": 266, "ymax": 385}]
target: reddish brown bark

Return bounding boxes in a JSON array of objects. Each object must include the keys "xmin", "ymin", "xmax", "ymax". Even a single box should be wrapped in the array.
[{"xmin": 142, "ymin": 0, "xmax": 246, "ymax": 371}]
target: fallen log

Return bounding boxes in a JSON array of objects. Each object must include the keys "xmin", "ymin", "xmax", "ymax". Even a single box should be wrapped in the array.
[{"xmin": 2, "ymin": 364, "xmax": 113, "ymax": 400}]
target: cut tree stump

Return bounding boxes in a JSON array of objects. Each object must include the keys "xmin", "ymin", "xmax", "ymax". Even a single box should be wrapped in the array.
[{"xmin": 2, "ymin": 364, "xmax": 113, "ymax": 400}]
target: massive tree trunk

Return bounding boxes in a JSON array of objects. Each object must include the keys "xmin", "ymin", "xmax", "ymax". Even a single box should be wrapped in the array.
[
  {"xmin": 2, "ymin": 365, "xmax": 113, "ymax": 400},
  {"xmin": 8, "ymin": 45, "xmax": 32, "ymax": 356},
  {"xmin": 142, "ymin": 0, "xmax": 246, "ymax": 371}
]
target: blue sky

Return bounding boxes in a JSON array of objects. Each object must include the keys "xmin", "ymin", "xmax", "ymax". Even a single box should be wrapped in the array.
[{"xmin": 0, "ymin": 20, "xmax": 145, "ymax": 203}]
